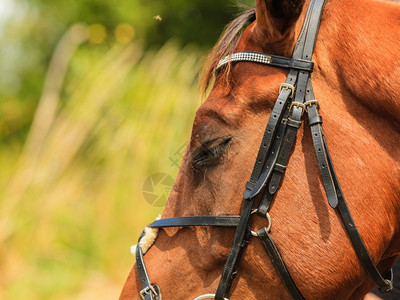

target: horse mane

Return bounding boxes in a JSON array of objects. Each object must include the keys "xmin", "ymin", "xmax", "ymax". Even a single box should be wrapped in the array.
[{"xmin": 200, "ymin": 8, "xmax": 256, "ymax": 95}]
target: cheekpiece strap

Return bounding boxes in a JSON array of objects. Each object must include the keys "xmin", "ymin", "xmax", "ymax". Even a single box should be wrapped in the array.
[{"xmin": 136, "ymin": 243, "xmax": 162, "ymax": 300}]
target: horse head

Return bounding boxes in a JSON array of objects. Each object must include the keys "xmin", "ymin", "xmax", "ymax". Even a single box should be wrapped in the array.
[{"xmin": 121, "ymin": 0, "xmax": 400, "ymax": 299}]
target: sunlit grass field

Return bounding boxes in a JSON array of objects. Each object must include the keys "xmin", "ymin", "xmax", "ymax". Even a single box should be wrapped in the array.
[{"xmin": 0, "ymin": 24, "xmax": 203, "ymax": 299}]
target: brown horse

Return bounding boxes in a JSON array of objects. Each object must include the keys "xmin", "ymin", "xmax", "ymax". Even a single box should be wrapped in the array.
[{"xmin": 121, "ymin": 0, "xmax": 400, "ymax": 299}]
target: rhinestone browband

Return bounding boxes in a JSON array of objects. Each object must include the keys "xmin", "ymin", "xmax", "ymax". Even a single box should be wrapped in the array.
[{"xmin": 217, "ymin": 51, "xmax": 314, "ymax": 72}]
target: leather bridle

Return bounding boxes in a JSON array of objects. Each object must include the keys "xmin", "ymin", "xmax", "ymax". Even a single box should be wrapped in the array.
[{"xmin": 135, "ymin": 0, "xmax": 394, "ymax": 299}]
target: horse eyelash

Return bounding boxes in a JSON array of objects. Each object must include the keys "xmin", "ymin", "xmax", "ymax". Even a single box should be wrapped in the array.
[{"xmin": 192, "ymin": 137, "xmax": 232, "ymax": 172}]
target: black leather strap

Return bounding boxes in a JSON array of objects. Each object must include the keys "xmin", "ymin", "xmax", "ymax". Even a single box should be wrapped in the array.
[
  {"xmin": 322, "ymin": 135, "xmax": 394, "ymax": 292},
  {"xmin": 304, "ymin": 72, "xmax": 393, "ymax": 290},
  {"xmin": 305, "ymin": 81, "xmax": 338, "ymax": 208},
  {"xmin": 148, "ymin": 216, "xmax": 241, "ymax": 228},
  {"xmin": 248, "ymin": 107, "xmax": 291, "ymax": 203},
  {"xmin": 136, "ymin": 245, "xmax": 162, "ymax": 300},
  {"xmin": 216, "ymin": 1, "xmax": 326, "ymax": 299},
  {"xmin": 215, "ymin": 199, "xmax": 254, "ymax": 299},
  {"xmin": 258, "ymin": 228, "xmax": 305, "ymax": 300},
  {"xmin": 243, "ymin": 86, "xmax": 293, "ymax": 199},
  {"xmin": 253, "ymin": 3, "xmax": 327, "ymax": 299},
  {"xmin": 337, "ymin": 197, "xmax": 394, "ymax": 292},
  {"xmin": 257, "ymin": 190, "xmax": 275, "ymax": 217},
  {"xmin": 267, "ymin": 112, "xmax": 302, "ymax": 196},
  {"xmin": 256, "ymin": 109, "xmax": 291, "ymax": 215},
  {"xmin": 271, "ymin": 55, "xmax": 314, "ymax": 71},
  {"xmin": 253, "ymin": 0, "xmax": 327, "ymax": 204}
]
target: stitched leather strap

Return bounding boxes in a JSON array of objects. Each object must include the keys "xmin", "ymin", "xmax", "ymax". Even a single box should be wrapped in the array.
[
  {"xmin": 215, "ymin": 199, "xmax": 254, "ymax": 299},
  {"xmin": 255, "ymin": 3, "xmax": 328, "ymax": 299},
  {"xmin": 256, "ymin": 110, "xmax": 291, "ymax": 215},
  {"xmin": 243, "ymin": 86, "xmax": 293, "ymax": 199},
  {"xmin": 322, "ymin": 135, "xmax": 394, "ymax": 291},
  {"xmin": 216, "ymin": 1, "xmax": 326, "ymax": 299},
  {"xmin": 258, "ymin": 228, "xmax": 305, "ymax": 300},
  {"xmin": 148, "ymin": 216, "xmax": 241, "ymax": 228},
  {"xmin": 249, "ymin": 0, "xmax": 326, "ymax": 203},
  {"xmin": 136, "ymin": 245, "xmax": 162, "ymax": 300},
  {"xmin": 306, "ymin": 81, "xmax": 338, "ymax": 208},
  {"xmin": 248, "ymin": 107, "xmax": 291, "ymax": 202}
]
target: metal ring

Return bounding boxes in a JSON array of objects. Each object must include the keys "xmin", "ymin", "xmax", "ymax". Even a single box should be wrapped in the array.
[{"xmin": 250, "ymin": 210, "xmax": 272, "ymax": 236}]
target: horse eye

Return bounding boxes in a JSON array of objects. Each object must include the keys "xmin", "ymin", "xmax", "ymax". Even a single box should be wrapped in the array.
[{"xmin": 192, "ymin": 137, "xmax": 232, "ymax": 172}]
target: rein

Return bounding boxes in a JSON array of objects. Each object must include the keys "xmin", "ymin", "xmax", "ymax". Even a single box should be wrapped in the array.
[{"xmin": 135, "ymin": 0, "xmax": 394, "ymax": 299}]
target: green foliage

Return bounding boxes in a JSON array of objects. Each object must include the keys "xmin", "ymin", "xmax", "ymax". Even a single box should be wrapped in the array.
[
  {"xmin": 0, "ymin": 0, "xmax": 255, "ymax": 298},
  {"xmin": 19, "ymin": 0, "xmax": 254, "ymax": 47},
  {"xmin": 0, "ymin": 38, "xmax": 202, "ymax": 298},
  {"xmin": 0, "ymin": 0, "xmax": 254, "ymax": 144}
]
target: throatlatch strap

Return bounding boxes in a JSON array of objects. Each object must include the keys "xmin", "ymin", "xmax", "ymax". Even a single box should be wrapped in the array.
[
  {"xmin": 305, "ymin": 81, "xmax": 338, "ymax": 208},
  {"xmin": 305, "ymin": 76, "xmax": 393, "ymax": 290},
  {"xmin": 322, "ymin": 135, "xmax": 394, "ymax": 292}
]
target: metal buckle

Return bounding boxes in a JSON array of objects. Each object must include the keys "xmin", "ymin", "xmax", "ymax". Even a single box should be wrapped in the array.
[
  {"xmin": 304, "ymin": 99, "xmax": 320, "ymax": 111},
  {"xmin": 289, "ymin": 101, "xmax": 306, "ymax": 115},
  {"xmin": 250, "ymin": 209, "xmax": 272, "ymax": 237},
  {"xmin": 279, "ymin": 83, "xmax": 295, "ymax": 98},
  {"xmin": 140, "ymin": 285, "xmax": 158, "ymax": 300}
]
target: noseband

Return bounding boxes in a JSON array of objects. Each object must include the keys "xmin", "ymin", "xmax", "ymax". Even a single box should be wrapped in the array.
[{"xmin": 135, "ymin": 0, "xmax": 394, "ymax": 299}]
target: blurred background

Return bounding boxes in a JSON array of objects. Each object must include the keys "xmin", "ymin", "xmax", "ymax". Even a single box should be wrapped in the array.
[{"xmin": 0, "ymin": 0, "xmax": 253, "ymax": 298}]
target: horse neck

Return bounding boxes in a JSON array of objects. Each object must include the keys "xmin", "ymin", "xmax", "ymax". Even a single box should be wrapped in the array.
[
  {"xmin": 315, "ymin": 0, "xmax": 400, "ymax": 256},
  {"xmin": 320, "ymin": 0, "xmax": 400, "ymax": 128}
]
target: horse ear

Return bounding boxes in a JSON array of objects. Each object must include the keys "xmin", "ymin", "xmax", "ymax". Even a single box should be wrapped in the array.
[{"xmin": 256, "ymin": 0, "xmax": 305, "ymax": 35}]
